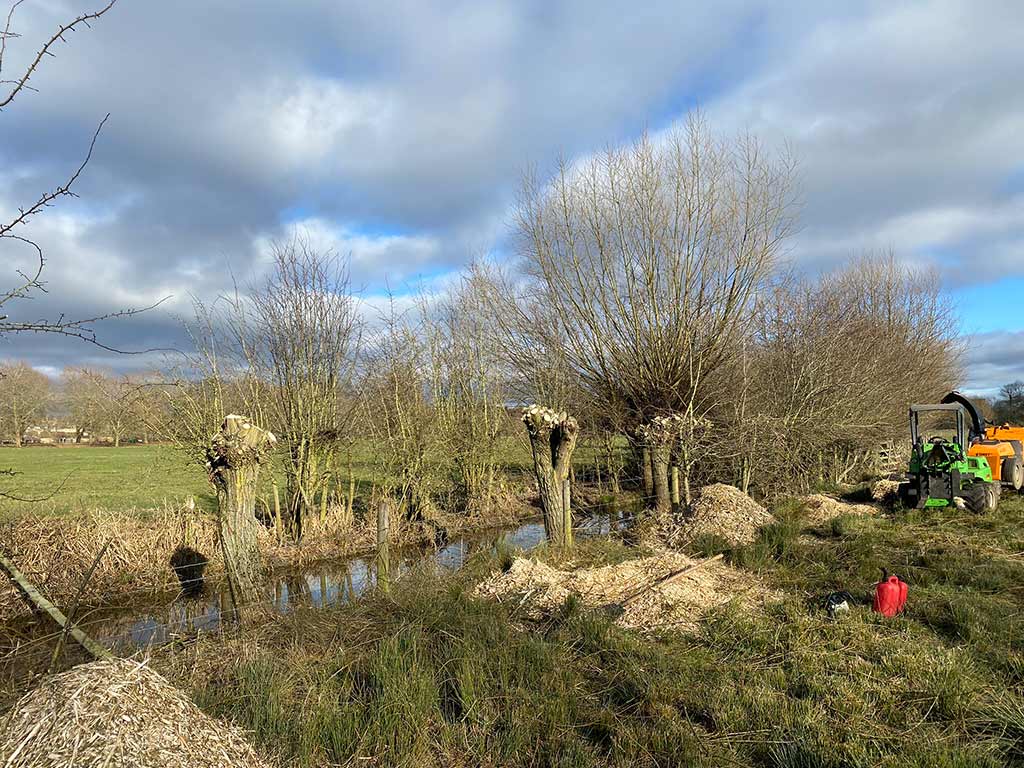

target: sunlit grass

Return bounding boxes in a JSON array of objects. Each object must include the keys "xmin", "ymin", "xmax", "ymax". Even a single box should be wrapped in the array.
[{"xmin": 164, "ymin": 495, "xmax": 1024, "ymax": 767}]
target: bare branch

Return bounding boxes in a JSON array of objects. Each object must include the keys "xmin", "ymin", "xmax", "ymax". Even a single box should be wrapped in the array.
[{"xmin": 0, "ymin": 0, "xmax": 117, "ymax": 109}]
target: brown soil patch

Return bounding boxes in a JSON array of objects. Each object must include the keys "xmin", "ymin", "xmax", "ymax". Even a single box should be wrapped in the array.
[
  {"xmin": 0, "ymin": 658, "xmax": 270, "ymax": 767},
  {"xmin": 801, "ymin": 494, "xmax": 878, "ymax": 525},
  {"xmin": 474, "ymin": 552, "xmax": 774, "ymax": 632},
  {"xmin": 656, "ymin": 483, "xmax": 776, "ymax": 548}
]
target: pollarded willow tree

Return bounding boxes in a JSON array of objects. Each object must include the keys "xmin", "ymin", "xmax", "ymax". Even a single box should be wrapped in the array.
[
  {"xmin": 169, "ymin": 240, "xmax": 361, "ymax": 542},
  {"xmin": 509, "ymin": 114, "xmax": 798, "ymax": 512},
  {"xmin": 522, "ymin": 405, "xmax": 578, "ymax": 545}
]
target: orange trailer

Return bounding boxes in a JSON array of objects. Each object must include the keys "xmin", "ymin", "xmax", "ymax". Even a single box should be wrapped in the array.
[{"xmin": 942, "ymin": 392, "xmax": 1023, "ymax": 491}]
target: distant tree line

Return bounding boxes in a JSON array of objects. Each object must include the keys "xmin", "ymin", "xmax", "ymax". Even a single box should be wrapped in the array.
[
  {"xmin": 0, "ymin": 363, "xmax": 166, "ymax": 447},
  {"xmin": 975, "ymin": 382, "xmax": 1024, "ymax": 426}
]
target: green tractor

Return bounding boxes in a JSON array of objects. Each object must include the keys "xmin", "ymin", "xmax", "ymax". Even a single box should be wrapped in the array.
[{"xmin": 898, "ymin": 402, "xmax": 1000, "ymax": 513}]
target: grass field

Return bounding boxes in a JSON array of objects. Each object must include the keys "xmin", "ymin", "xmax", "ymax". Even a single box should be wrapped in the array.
[
  {"xmin": 0, "ymin": 439, "xmax": 546, "ymax": 518},
  {"xmin": 0, "ymin": 445, "xmax": 210, "ymax": 516},
  {"xmin": 158, "ymin": 494, "xmax": 1024, "ymax": 767}
]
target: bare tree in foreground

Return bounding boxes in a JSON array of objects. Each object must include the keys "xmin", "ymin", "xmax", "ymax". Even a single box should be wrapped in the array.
[
  {"xmin": 206, "ymin": 414, "xmax": 276, "ymax": 611},
  {"xmin": 173, "ymin": 241, "xmax": 361, "ymax": 541},
  {"xmin": 522, "ymin": 405, "xmax": 578, "ymax": 546},
  {"xmin": 242, "ymin": 242, "xmax": 361, "ymax": 540},
  {"xmin": 0, "ymin": 0, "xmax": 156, "ymax": 350}
]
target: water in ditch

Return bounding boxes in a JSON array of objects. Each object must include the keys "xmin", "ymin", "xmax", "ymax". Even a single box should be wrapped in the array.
[{"xmin": 80, "ymin": 509, "xmax": 633, "ymax": 651}]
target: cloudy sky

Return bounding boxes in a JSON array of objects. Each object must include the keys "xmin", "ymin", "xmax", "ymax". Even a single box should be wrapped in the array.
[{"xmin": 1, "ymin": 0, "xmax": 1022, "ymax": 393}]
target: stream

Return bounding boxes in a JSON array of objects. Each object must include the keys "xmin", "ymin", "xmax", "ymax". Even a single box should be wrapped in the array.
[{"xmin": 70, "ymin": 510, "xmax": 632, "ymax": 652}]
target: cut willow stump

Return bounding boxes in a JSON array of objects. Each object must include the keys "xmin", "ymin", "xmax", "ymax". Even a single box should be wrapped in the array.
[
  {"xmin": 522, "ymin": 405, "xmax": 579, "ymax": 546},
  {"xmin": 206, "ymin": 414, "xmax": 276, "ymax": 613}
]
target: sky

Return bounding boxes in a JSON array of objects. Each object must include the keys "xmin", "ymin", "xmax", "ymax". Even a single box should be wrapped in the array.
[{"xmin": 1, "ymin": 0, "xmax": 1022, "ymax": 394}]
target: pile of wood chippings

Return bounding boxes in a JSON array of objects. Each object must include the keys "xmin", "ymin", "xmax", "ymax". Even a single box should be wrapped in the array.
[
  {"xmin": 801, "ymin": 494, "xmax": 877, "ymax": 525},
  {"xmin": 474, "ymin": 552, "xmax": 773, "ymax": 631},
  {"xmin": 657, "ymin": 484, "xmax": 776, "ymax": 548},
  {"xmin": 871, "ymin": 479, "xmax": 902, "ymax": 503},
  {"xmin": 0, "ymin": 658, "xmax": 270, "ymax": 768}
]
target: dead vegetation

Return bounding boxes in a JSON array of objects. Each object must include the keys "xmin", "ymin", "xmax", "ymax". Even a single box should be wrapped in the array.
[
  {"xmin": 474, "ymin": 551, "xmax": 775, "ymax": 631},
  {"xmin": 0, "ymin": 495, "xmax": 533, "ymax": 621},
  {"xmin": 872, "ymin": 478, "xmax": 903, "ymax": 503},
  {"xmin": 0, "ymin": 658, "xmax": 270, "ymax": 768}
]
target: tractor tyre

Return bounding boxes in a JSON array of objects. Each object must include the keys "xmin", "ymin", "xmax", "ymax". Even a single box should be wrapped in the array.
[
  {"xmin": 1001, "ymin": 455, "xmax": 1023, "ymax": 491},
  {"xmin": 961, "ymin": 482, "xmax": 988, "ymax": 514},
  {"xmin": 987, "ymin": 483, "xmax": 1001, "ymax": 512}
]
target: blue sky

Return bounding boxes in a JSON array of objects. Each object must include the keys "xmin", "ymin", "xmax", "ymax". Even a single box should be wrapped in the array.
[{"xmin": 1, "ymin": 0, "xmax": 1022, "ymax": 393}]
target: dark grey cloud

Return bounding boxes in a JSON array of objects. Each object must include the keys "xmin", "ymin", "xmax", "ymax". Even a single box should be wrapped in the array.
[
  {"xmin": 0, "ymin": 0, "xmax": 1022, "ymax": 389},
  {"xmin": 964, "ymin": 331, "xmax": 1024, "ymax": 396}
]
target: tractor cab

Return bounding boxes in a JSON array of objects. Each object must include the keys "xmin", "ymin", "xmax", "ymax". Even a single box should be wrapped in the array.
[{"xmin": 899, "ymin": 402, "xmax": 999, "ymax": 513}]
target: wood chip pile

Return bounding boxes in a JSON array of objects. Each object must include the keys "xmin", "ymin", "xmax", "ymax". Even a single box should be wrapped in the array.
[
  {"xmin": 474, "ymin": 552, "xmax": 773, "ymax": 631},
  {"xmin": 656, "ymin": 483, "xmax": 776, "ymax": 548},
  {"xmin": 0, "ymin": 659, "xmax": 270, "ymax": 768},
  {"xmin": 801, "ymin": 494, "xmax": 877, "ymax": 525},
  {"xmin": 871, "ymin": 479, "xmax": 902, "ymax": 503}
]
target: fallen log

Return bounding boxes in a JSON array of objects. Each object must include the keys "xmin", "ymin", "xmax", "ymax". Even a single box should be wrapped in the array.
[{"xmin": 0, "ymin": 550, "xmax": 110, "ymax": 660}]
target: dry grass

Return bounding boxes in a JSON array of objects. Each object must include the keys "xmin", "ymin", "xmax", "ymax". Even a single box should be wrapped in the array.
[
  {"xmin": 0, "ymin": 658, "xmax": 270, "ymax": 767},
  {"xmin": 0, "ymin": 493, "xmax": 539, "ymax": 621}
]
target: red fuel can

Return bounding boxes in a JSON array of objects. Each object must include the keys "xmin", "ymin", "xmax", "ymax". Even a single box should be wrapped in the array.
[{"xmin": 872, "ymin": 573, "xmax": 908, "ymax": 617}]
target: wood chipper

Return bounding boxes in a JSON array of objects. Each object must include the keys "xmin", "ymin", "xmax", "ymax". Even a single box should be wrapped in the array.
[
  {"xmin": 898, "ymin": 401, "xmax": 1000, "ymax": 512},
  {"xmin": 940, "ymin": 392, "xmax": 1023, "ymax": 492}
]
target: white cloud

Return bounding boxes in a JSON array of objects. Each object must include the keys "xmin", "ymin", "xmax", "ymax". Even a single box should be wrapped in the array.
[{"xmin": 256, "ymin": 218, "xmax": 442, "ymax": 289}]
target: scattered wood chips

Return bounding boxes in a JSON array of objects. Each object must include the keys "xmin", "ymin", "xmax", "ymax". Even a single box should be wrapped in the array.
[
  {"xmin": 0, "ymin": 658, "xmax": 270, "ymax": 768},
  {"xmin": 656, "ymin": 483, "xmax": 776, "ymax": 548},
  {"xmin": 801, "ymin": 494, "xmax": 878, "ymax": 525},
  {"xmin": 474, "ymin": 552, "xmax": 775, "ymax": 632}
]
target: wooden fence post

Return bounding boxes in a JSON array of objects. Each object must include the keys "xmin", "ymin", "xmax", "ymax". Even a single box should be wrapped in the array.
[
  {"xmin": 562, "ymin": 478, "xmax": 573, "ymax": 549},
  {"xmin": 377, "ymin": 499, "xmax": 390, "ymax": 592},
  {"xmin": 670, "ymin": 465, "xmax": 680, "ymax": 509},
  {"xmin": 272, "ymin": 481, "xmax": 282, "ymax": 544}
]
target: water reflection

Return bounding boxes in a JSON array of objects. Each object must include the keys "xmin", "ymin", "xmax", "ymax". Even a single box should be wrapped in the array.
[{"xmin": 88, "ymin": 511, "xmax": 630, "ymax": 650}]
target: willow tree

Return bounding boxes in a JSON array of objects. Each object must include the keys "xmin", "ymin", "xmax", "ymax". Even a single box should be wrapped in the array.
[
  {"xmin": 522, "ymin": 405, "xmax": 578, "ymax": 545},
  {"xmin": 511, "ymin": 114, "xmax": 797, "ymax": 511},
  {"xmin": 207, "ymin": 414, "xmax": 276, "ymax": 610},
  {"xmin": 241, "ymin": 241, "xmax": 361, "ymax": 540}
]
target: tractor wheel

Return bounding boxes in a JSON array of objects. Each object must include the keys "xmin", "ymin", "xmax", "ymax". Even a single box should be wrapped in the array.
[
  {"xmin": 961, "ymin": 482, "xmax": 988, "ymax": 514},
  {"xmin": 991, "ymin": 482, "xmax": 1002, "ymax": 511},
  {"xmin": 1001, "ymin": 455, "xmax": 1023, "ymax": 491}
]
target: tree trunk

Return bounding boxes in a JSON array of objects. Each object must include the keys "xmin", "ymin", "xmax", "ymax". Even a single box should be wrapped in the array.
[
  {"xmin": 641, "ymin": 445, "xmax": 654, "ymax": 498},
  {"xmin": 207, "ymin": 415, "xmax": 276, "ymax": 613},
  {"xmin": 670, "ymin": 464, "xmax": 680, "ymax": 509},
  {"xmin": 522, "ymin": 406, "xmax": 579, "ymax": 546},
  {"xmin": 651, "ymin": 442, "xmax": 671, "ymax": 514}
]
